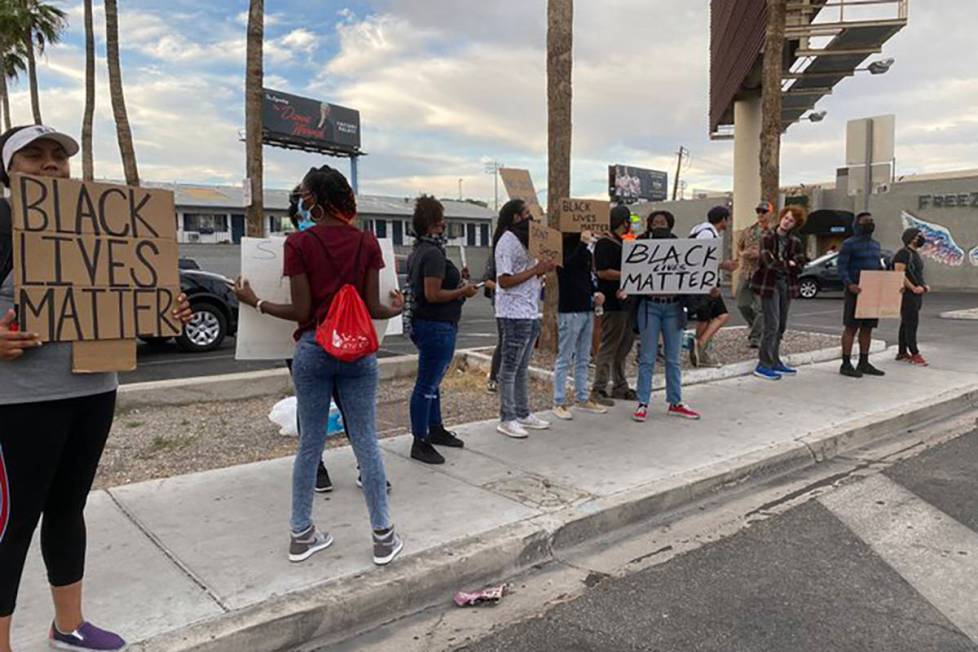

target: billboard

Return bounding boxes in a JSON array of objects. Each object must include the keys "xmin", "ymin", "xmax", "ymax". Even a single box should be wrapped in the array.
[
  {"xmin": 608, "ymin": 165, "xmax": 669, "ymax": 203},
  {"xmin": 262, "ymin": 89, "xmax": 361, "ymax": 153}
]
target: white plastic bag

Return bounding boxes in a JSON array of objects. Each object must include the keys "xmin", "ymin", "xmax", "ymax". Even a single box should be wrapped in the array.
[{"xmin": 268, "ymin": 396, "xmax": 345, "ymax": 437}]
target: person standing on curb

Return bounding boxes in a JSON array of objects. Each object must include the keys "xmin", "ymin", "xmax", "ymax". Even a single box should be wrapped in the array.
[
  {"xmin": 894, "ymin": 227, "xmax": 929, "ymax": 366},
  {"xmin": 590, "ymin": 205, "xmax": 637, "ymax": 406},
  {"xmin": 552, "ymin": 230, "xmax": 608, "ymax": 420},
  {"xmin": 632, "ymin": 211, "xmax": 701, "ymax": 422},
  {"xmin": 752, "ymin": 206, "xmax": 807, "ymax": 381},
  {"xmin": 688, "ymin": 206, "xmax": 738, "ymax": 368},
  {"xmin": 735, "ymin": 201, "xmax": 772, "ymax": 349},
  {"xmin": 494, "ymin": 199, "xmax": 555, "ymax": 439},
  {"xmin": 0, "ymin": 125, "xmax": 194, "ymax": 652},
  {"xmin": 405, "ymin": 196, "xmax": 479, "ymax": 464},
  {"xmin": 838, "ymin": 212, "xmax": 886, "ymax": 378}
]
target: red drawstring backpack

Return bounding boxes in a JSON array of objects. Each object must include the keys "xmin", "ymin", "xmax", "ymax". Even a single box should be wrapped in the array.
[{"xmin": 309, "ymin": 230, "xmax": 379, "ymax": 362}]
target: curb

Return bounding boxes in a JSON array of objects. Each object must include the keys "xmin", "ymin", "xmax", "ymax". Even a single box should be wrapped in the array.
[
  {"xmin": 940, "ymin": 308, "xmax": 978, "ymax": 321},
  {"xmin": 127, "ymin": 379, "xmax": 978, "ymax": 652}
]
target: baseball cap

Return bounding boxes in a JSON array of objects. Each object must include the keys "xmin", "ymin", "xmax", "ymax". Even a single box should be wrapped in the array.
[
  {"xmin": 1, "ymin": 125, "xmax": 80, "ymax": 185},
  {"xmin": 755, "ymin": 201, "xmax": 773, "ymax": 214}
]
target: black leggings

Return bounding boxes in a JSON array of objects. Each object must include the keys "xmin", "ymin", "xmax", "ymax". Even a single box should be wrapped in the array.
[
  {"xmin": 0, "ymin": 391, "xmax": 116, "ymax": 616},
  {"xmin": 899, "ymin": 293, "xmax": 922, "ymax": 356}
]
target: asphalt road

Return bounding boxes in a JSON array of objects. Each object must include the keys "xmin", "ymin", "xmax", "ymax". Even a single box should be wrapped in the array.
[
  {"xmin": 121, "ymin": 290, "xmax": 976, "ymax": 385},
  {"xmin": 461, "ymin": 430, "xmax": 978, "ymax": 652}
]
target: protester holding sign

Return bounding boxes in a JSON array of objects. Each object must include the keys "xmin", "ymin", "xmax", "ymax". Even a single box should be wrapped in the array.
[
  {"xmin": 838, "ymin": 212, "xmax": 886, "ymax": 378},
  {"xmin": 631, "ymin": 211, "xmax": 701, "ymax": 422},
  {"xmin": 0, "ymin": 125, "xmax": 193, "ymax": 652},
  {"xmin": 751, "ymin": 206, "xmax": 807, "ymax": 381},
  {"xmin": 494, "ymin": 199, "xmax": 555, "ymax": 439},
  {"xmin": 687, "ymin": 206, "xmax": 738, "ymax": 368},
  {"xmin": 894, "ymin": 227, "xmax": 929, "ymax": 366},
  {"xmin": 405, "ymin": 196, "xmax": 478, "ymax": 464},
  {"xmin": 552, "ymin": 230, "xmax": 608, "ymax": 420}
]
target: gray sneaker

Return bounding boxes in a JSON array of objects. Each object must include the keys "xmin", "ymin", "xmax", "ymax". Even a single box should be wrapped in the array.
[
  {"xmin": 372, "ymin": 528, "xmax": 404, "ymax": 566},
  {"xmin": 289, "ymin": 526, "xmax": 334, "ymax": 563}
]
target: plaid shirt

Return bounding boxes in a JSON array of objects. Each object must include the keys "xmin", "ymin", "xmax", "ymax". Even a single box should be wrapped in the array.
[{"xmin": 750, "ymin": 230, "xmax": 805, "ymax": 298}]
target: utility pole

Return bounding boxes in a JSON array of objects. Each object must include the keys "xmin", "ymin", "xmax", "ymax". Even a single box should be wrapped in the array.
[
  {"xmin": 484, "ymin": 160, "xmax": 502, "ymax": 212},
  {"xmin": 458, "ymin": 178, "xmax": 463, "ymax": 201},
  {"xmin": 672, "ymin": 146, "xmax": 688, "ymax": 201},
  {"xmin": 760, "ymin": 0, "xmax": 787, "ymax": 207}
]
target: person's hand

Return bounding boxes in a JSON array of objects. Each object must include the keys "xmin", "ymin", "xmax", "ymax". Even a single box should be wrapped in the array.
[
  {"xmin": 594, "ymin": 291, "xmax": 606, "ymax": 307},
  {"xmin": 461, "ymin": 266, "xmax": 471, "ymax": 281},
  {"xmin": 0, "ymin": 309, "xmax": 42, "ymax": 361},
  {"xmin": 709, "ymin": 287, "xmax": 721, "ymax": 298},
  {"xmin": 389, "ymin": 289, "xmax": 404, "ymax": 310},
  {"xmin": 720, "ymin": 259, "xmax": 739, "ymax": 272},
  {"xmin": 616, "ymin": 289, "xmax": 628, "ymax": 301},
  {"xmin": 913, "ymin": 285, "xmax": 925, "ymax": 295},
  {"xmin": 535, "ymin": 260, "xmax": 557, "ymax": 275},
  {"xmin": 173, "ymin": 293, "xmax": 194, "ymax": 325},
  {"xmin": 580, "ymin": 229, "xmax": 593, "ymax": 243},
  {"xmin": 484, "ymin": 279, "xmax": 496, "ymax": 291},
  {"xmin": 924, "ymin": 285, "xmax": 931, "ymax": 293},
  {"xmin": 232, "ymin": 276, "xmax": 259, "ymax": 308},
  {"xmin": 848, "ymin": 284, "xmax": 861, "ymax": 294},
  {"xmin": 461, "ymin": 282, "xmax": 479, "ymax": 298}
]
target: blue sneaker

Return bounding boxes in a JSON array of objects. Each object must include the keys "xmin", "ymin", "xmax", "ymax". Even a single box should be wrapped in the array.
[
  {"xmin": 753, "ymin": 366, "xmax": 782, "ymax": 381},
  {"xmin": 773, "ymin": 363, "xmax": 798, "ymax": 375},
  {"xmin": 50, "ymin": 621, "xmax": 126, "ymax": 651}
]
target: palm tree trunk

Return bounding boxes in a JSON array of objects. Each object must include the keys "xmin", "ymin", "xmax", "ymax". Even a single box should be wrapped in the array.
[
  {"xmin": 542, "ymin": 0, "xmax": 573, "ymax": 352},
  {"xmin": 760, "ymin": 0, "xmax": 786, "ymax": 206},
  {"xmin": 82, "ymin": 0, "xmax": 95, "ymax": 181},
  {"xmin": 24, "ymin": 33, "xmax": 42, "ymax": 124},
  {"xmin": 244, "ymin": 0, "xmax": 264, "ymax": 237},
  {"xmin": 0, "ymin": 74, "xmax": 10, "ymax": 131},
  {"xmin": 105, "ymin": 0, "xmax": 139, "ymax": 186}
]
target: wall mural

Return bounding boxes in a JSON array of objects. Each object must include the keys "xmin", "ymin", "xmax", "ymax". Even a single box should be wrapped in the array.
[{"xmin": 900, "ymin": 211, "xmax": 978, "ymax": 267}]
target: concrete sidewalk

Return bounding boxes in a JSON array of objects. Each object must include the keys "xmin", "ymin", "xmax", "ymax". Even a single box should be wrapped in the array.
[{"xmin": 12, "ymin": 343, "xmax": 978, "ymax": 652}]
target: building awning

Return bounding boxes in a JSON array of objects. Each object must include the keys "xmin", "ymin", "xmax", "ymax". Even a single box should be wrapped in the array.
[{"xmin": 799, "ymin": 209, "xmax": 854, "ymax": 236}]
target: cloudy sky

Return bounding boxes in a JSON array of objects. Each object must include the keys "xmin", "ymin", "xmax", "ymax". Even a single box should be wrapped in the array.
[{"xmin": 6, "ymin": 0, "xmax": 975, "ymax": 203}]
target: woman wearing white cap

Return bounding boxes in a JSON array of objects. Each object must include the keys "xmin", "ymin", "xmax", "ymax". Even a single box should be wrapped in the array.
[{"xmin": 0, "ymin": 125, "xmax": 194, "ymax": 652}]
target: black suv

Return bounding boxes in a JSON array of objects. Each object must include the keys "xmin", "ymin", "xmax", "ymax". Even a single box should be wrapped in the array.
[{"xmin": 798, "ymin": 250, "xmax": 894, "ymax": 299}]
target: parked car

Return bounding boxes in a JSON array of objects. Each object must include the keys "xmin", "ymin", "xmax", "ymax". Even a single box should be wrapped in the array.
[
  {"xmin": 141, "ymin": 264, "xmax": 239, "ymax": 352},
  {"xmin": 798, "ymin": 250, "xmax": 893, "ymax": 299}
]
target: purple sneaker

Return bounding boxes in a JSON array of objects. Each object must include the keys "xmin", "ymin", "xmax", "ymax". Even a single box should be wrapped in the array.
[{"xmin": 49, "ymin": 621, "xmax": 126, "ymax": 651}]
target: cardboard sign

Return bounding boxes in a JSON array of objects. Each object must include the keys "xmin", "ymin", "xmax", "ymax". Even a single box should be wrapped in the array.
[
  {"xmin": 621, "ymin": 238, "xmax": 720, "ymax": 295},
  {"xmin": 855, "ymin": 270, "xmax": 904, "ymax": 319},
  {"xmin": 529, "ymin": 222, "xmax": 562, "ymax": 263},
  {"xmin": 558, "ymin": 198, "xmax": 610, "ymax": 233},
  {"xmin": 72, "ymin": 339, "xmax": 136, "ymax": 372},
  {"xmin": 10, "ymin": 175, "xmax": 181, "ymax": 341},
  {"xmin": 498, "ymin": 168, "xmax": 545, "ymax": 220},
  {"xmin": 10, "ymin": 174, "xmax": 181, "ymax": 349}
]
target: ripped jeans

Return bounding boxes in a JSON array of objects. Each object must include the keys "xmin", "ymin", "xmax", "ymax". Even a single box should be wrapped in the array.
[{"xmin": 409, "ymin": 319, "xmax": 458, "ymax": 441}]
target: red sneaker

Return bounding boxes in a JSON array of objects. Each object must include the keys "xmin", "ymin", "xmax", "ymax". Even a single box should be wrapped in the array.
[
  {"xmin": 909, "ymin": 354, "xmax": 929, "ymax": 367},
  {"xmin": 632, "ymin": 404, "xmax": 648, "ymax": 422},
  {"xmin": 668, "ymin": 403, "xmax": 701, "ymax": 420}
]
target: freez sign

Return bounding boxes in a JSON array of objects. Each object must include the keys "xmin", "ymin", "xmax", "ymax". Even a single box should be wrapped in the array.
[{"xmin": 918, "ymin": 193, "xmax": 978, "ymax": 210}]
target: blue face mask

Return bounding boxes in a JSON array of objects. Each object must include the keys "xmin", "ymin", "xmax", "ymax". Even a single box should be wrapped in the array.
[
  {"xmin": 297, "ymin": 217, "xmax": 316, "ymax": 231},
  {"xmin": 295, "ymin": 201, "xmax": 316, "ymax": 230}
]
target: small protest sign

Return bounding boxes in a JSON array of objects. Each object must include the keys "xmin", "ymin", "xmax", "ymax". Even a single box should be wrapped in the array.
[
  {"xmin": 10, "ymin": 174, "xmax": 182, "ymax": 349},
  {"xmin": 620, "ymin": 238, "xmax": 719, "ymax": 295},
  {"xmin": 558, "ymin": 198, "xmax": 610, "ymax": 233},
  {"xmin": 855, "ymin": 270, "xmax": 904, "ymax": 319},
  {"xmin": 498, "ymin": 168, "xmax": 544, "ymax": 220},
  {"xmin": 529, "ymin": 221, "xmax": 562, "ymax": 264}
]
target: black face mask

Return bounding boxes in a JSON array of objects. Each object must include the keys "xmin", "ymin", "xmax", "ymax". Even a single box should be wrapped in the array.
[
  {"xmin": 510, "ymin": 219, "xmax": 531, "ymax": 247},
  {"xmin": 860, "ymin": 223, "xmax": 876, "ymax": 236},
  {"xmin": 914, "ymin": 235, "xmax": 925, "ymax": 248},
  {"xmin": 651, "ymin": 228, "xmax": 672, "ymax": 239}
]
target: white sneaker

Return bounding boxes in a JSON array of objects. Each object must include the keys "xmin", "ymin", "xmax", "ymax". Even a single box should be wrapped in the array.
[
  {"xmin": 552, "ymin": 405, "xmax": 573, "ymax": 420},
  {"xmin": 518, "ymin": 414, "xmax": 551, "ymax": 430},
  {"xmin": 576, "ymin": 399, "xmax": 609, "ymax": 414},
  {"xmin": 497, "ymin": 420, "xmax": 529, "ymax": 438}
]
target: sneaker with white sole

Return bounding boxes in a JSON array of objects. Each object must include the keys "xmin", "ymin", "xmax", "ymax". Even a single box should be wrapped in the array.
[
  {"xmin": 289, "ymin": 526, "xmax": 334, "ymax": 563},
  {"xmin": 518, "ymin": 414, "xmax": 551, "ymax": 430},
  {"xmin": 497, "ymin": 420, "xmax": 529, "ymax": 438},
  {"xmin": 632, "ymin": 404, "xmax": 648, "ymax": 422},
  {"xmin": 552, "ymin": 405, "xmax": 573, "ymax": 420},
  {"xmin": 372, "ymin": 528, "xmax": 404, "ymax": 565},
  {"xmin": 575, "ymin": 399, "xmax": 608, "ymax": 414},
  {"xmin": 49, "ymin": 621, "xmax": 126, "ymax": 651}
]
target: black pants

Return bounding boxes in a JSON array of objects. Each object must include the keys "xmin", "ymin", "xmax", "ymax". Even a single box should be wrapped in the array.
[
  {"xmin": 899, "ymin": 293, "xmax": 922, "ymax": 356},
  {"xmin": 0, "ymin": 391, "xmax": 116, "ymax": 616}
]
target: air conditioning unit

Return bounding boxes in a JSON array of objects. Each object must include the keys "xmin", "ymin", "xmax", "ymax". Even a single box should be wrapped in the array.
[{"xmin": 186, "ymin": 232, "xmax": 200, "ymax": 243}]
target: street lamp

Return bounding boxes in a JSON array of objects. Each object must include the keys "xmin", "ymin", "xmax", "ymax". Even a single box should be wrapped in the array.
[
  {"xmin": 867, "ymin": 58, "xmax": 895, "ymax": 75},
  {"xmin": 807, "ymin": 110, "xmax": 827, "ymax": 123}
]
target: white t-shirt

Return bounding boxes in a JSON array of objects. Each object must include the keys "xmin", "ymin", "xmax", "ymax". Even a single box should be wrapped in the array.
[
  {"xmin": 690, "ymin": 221, "xmax": 720, "ymax": 240},
  {"xmin": 494, "ymin": 231, "xmax": 540, "ymax": 320}
]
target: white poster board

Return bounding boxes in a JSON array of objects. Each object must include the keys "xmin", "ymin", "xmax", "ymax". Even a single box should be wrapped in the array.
[
  {"xmin": 374, "ymin": 238, "xmax": 403, "ymax": 340},
  {"xmin": 235, "ymin": 237, "xmax": 296, "ymax": 360},
  {"xmin": 621, "ymin": 238, "xmax": 720, "ymax": 295}
]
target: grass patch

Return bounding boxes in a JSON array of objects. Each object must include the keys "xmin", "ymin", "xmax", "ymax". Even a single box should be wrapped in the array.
[{"xmin": 138, "ymin": 434, "xmax": 197, "ymax": 459}]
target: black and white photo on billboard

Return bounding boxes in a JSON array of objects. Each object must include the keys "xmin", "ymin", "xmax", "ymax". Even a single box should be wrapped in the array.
[{"xmin": 608, "ymin": 164, "xmax": 669, "ymax": 203}]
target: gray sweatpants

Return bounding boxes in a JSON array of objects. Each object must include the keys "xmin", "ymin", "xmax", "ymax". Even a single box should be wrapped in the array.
[{"xmin": 759, "ymin": 278, "xmax": 790, "ymax": 369}]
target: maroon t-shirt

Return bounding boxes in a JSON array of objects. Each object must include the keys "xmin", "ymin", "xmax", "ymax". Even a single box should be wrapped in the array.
[{"xmin": 283, "ymin": 223, "xmax": 384, "ymax": 338}]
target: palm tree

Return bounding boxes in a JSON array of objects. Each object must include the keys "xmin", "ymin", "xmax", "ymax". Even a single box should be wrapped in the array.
[
  {"xmin": 81, "ymin": 0, "xmax": 94, "ymax": 180},
  {"xmin": 542, "ymin": 0, "xmax": 573, "ymax": 351},
  {"xmin": 8, "ymin": 0, "xmax": 68, "ymax": 125},
  {"xmin": 760, "ymin": 0, "xmax": 786, "ymax": 206},
  {"xmin": 0, "ymin": 46, "xmax": 27, "ymax": 131},
  {"xmin": 244, "ymin": 0, "xmax": 264, "ymax": 237},
  {"xmin": 104, "ymin": 0, "xmax": 138, "ymax": 186}
]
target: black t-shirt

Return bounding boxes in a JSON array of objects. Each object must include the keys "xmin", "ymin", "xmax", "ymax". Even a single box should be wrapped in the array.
[
  {"xmin": 893, "ymin": 247, "xmax": 925, "ymax": 288},
  {"xmin": 558, "ymin": 239, "xmax": 593, "ymax": 313},
  {"xmin": 408, "ymin": 241, "xmax": 463, "ymax": 323},
  {"xmin": 594, "ymin": 236, "xmax": 624, "ymax": 312}
]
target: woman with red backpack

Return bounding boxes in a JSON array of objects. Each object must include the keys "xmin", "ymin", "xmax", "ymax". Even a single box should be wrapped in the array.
[{"xmin": 236, "ymin": 166, "xmax": 404, "ymax": 566}]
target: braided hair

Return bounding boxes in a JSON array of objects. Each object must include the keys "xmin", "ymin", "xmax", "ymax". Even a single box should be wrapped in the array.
[{"xmin": 302, "ymin": 165, "xmax": 357, "ymax": 222}]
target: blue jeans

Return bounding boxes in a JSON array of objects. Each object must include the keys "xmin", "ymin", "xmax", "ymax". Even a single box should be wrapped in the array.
[
  {"xmin": 410, "ymin": 319, "xmax": 458, "ymax": 441},
  {"xmin": 498, "ymin": 318, "xmax": 540, "ymax": 422},
  {"xmin": 291, "ymin": 332, "xmax": 391, "ymax": 533},
  {"xmin": 635, "ymin": 300, "xmax": 683, "ymax": 406},
  {"xmin": 553, "ymin": 312, "xmax": 593, "ymax": 405}
]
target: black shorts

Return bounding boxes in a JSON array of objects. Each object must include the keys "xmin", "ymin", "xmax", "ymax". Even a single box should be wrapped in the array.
[
  {"xmin": 689, "ymin": 295, "xmax": 728, "ymax": 322},
  {"xmin": 843, "ymin": 290, "xmax": 879, "ymax": 329}
]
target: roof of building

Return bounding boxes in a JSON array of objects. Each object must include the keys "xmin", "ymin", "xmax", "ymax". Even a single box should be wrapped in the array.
[{"xmin": 137, "ymin": 181, "xmax": 496, "ymax": 220}]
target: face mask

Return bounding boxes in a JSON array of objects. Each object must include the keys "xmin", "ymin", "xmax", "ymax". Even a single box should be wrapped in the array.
[
  {"xmin": 296, "ymin": 200, "xmax": 315, "ymax": 225},
  {"xmin": 914, "ymin": 235, "xmax": 925, "ymax": 248},
  {"xmin": 860, "ymin": 223, "xmax": 875, "ymax": 236},
  {"xmin": 651, "ymin": 228, "xmax": 671, "ymax": 239}
]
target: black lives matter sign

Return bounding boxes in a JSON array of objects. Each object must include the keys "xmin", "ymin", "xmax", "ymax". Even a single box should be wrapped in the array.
[
  {"xmin": 621, "ymin": 238, "xmax": 720, "ymax": 295},
  {"xmin": 11, "ymin": 174, "xmax": 181, "ymax": 342}
]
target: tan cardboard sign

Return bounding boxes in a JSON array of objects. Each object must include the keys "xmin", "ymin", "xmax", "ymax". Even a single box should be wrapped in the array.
[
  {"xmin": 855, "ymin": 270, "xmax": 904, "ymax": 319},
  {"xmin": 529, "ymin": 221, "xmax": 562, "ymax": 264},
  {"xmin": 558, "ymin": 198, "xmax": 610, "ymax": 233},
  {"xmin": 498, "ymin": 168, "xmax": 545, "ymax": 220},
  {"xmin": 10, "ymin": 174, "xmax": 182, "ymax": 350}
]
